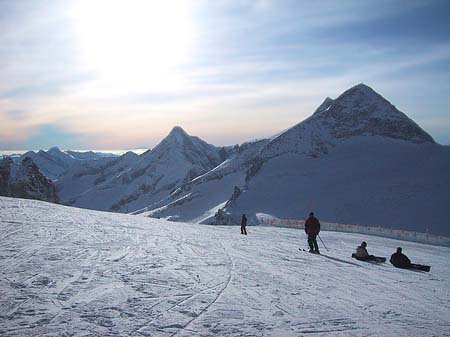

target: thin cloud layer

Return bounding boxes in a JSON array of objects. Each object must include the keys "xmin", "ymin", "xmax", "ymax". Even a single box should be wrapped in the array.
[{"xmin": 1, "ymin": 0, "xmax": 449, "ymax": 150}]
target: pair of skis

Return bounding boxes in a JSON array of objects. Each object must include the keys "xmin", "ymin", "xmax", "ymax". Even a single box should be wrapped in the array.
[{"xmin": 299, "ymin": 248, "xmax": 319, "ymax": 254}]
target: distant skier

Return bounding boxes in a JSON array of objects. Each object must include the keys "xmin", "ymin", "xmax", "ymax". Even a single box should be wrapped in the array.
[
  {"xmin": 352, "ymin": 241, "xmax": 386, "ymax": 262},
  {"xmin": 240, "ymin": 214, "xmax": 247, "ymax": 235},
  {"xmin": 304, "ymin": 212, "xmax": 320, "ymax": 253},
  {"xmin": 390, "ymin": 247, "xmax": 431, "ymax": 272}
]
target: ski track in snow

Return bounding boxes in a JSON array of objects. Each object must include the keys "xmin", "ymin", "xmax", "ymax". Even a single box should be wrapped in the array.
[{"xmin": 1, "ymin": 197, "xmax": 450, "ymax": 336}]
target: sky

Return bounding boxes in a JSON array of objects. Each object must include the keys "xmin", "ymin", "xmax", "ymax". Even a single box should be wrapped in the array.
[{"xmin": 0, "ymin": 0, "xmax": 449, "ymax": 151}]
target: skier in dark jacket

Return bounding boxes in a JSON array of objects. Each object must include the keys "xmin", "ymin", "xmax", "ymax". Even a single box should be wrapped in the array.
[
  {"xmin": 390, "ymin": 247, "xmax": 411, "ymax": 268},
  {"xmin": 304, "ymin": 212, "xmax": 320, "ymax": 253},
  {"xmin": 240, "ymin": 214, "xmax": 247, "ymax": 235}
]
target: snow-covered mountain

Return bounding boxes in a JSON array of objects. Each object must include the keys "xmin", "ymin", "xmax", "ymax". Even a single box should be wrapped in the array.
[
  {"xmin": 65, "ymin": 150, "xmax": 119, "ymax": 160},
  {"xmin": 134, "ymin": 84, "xmax": 449, "ymax": 236},
  {"xmin": 258, "ymin": 83, "xmax": 434, "ymax": 161},
  {"xmin": 1, "ymin": 196, "xmax": 449, "ymax": 336},
  {"xmin": 19, "ymin": 147, "xmax": 77, "ymax": 181},
  {"xmin": 7, "ymin": 83, "xmax": 448, "ymax": 237},
  {"xmin": 0, "ymin": 157, "xmax": 58, "ymax": 203},
  {"xmin": 136, "ymin": 138, "xmax": 269, "ymax": 222},
  {"xmin": 214, "ymin": 84, "xmax": 450, "ymax": 236},
  {"xmin": 57, "ymin": 127, "xmax": 227, "ymax": 213},
  {"xmin": 55, "ymin": 153, "xmax": 137, "ymax": 204},
  {"xmin": 17, "ymin": 147, "xmax": 118, "ymax": 181}
]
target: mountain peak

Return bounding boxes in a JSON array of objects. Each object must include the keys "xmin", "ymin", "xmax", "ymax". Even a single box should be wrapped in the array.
[
  {"xmin": 169, "ymin": 126, "xmax": 188, "ymax": 136},
  {"xmin": 48, "ymin": 146, "xmax": 62, "ymax": 153},
  {"xmin": 313, "ymin": 97, "xmax": 334, "ymax": 115},
  {"xmin": 164, "ymin": 126, "xmax": 191, "ymax": 146},
  {"xmin": 261, "ymin": 84, "xmax": 435, "ymax": 160},
  {"xmin": 352, "ymin": 83, "xmax": 373, "ymax": 92},
  {"xmin": 312, "ymin": 84, "xmax": 435, "ymax": 144},
  {"xmin": 336, "ymin": 83, "xmax": 381, "ymax": 103}
]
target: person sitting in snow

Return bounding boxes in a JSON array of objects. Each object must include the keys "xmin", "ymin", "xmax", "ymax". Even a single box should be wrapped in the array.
[
  {"xmin": 389, "ymin": 247, "xmax": 431, "ymax": 272},
  {"xmin": 352, "ymin": 241, "xmax": 383, "ymax": 261},
  {"xmin": 240, "ymin": 214, "xmax": 247, "ymax": 235},
  {"xmin": 390, "ymin": 247, "xmax": 411, "ymax": 268},
  {"xmin": 353, "ymin": 241, "xmax": 370, "ymax": 259},
  {"xmin": 304, "ymin": 212, "xmax": 320, "ymax": 254}
]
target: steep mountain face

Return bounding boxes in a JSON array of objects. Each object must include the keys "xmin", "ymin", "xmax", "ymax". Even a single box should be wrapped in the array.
[
  {"xmin": 20, "ymin": 147, "xmax": 77, "ymax": 181},
  {"xmin": 0, "ymin": 157, "xmax": 59, "ymax": 203},
  {"xmin": 213, "ymin": 84, "xmax": 450, "ymax": 236},
  {"xmin": 140, "ymin": 126, "xmax": 224, "ymax": 181},
  {"xmin": 55, "ymin": 154, "xmax": 134, "ymax": 204},
  {"xmin": 136, "ymin": 138, "xmax": 269, "ymax": 222},
  {"xmin": 58, "ymin": 127, "xmax": 226, "ymax": 213},
  {"xmin": 259, "ymin": 84, "xmax": 434, "ymax": 161}
]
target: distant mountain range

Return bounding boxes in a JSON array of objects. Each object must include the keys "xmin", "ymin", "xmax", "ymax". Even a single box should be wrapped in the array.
[
  {"xmin": 2, "ymin": 84, "xmax": 449, "ymax": 236},
  {"xmin": 3, "ymin": 148, "xmax": 119, "ymax": 180},
  {"xmin": 55, "ymin": 126, "xmax": 230, "ymax": 212}
]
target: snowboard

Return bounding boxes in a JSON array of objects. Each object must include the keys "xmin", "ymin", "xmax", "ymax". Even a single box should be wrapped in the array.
[
  {"xmin": 351, "ymin": 253, "xmax": 386, "ymax": 263},
  {"xmin": 408, "ymin": 263, "xmax": 431, "ymax": 272}
]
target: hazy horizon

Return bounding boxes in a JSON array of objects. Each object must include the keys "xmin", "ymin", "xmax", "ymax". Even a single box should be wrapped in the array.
[{"xmin": 0, "ymin": 148, "xmax": 149, "ymax": 156}]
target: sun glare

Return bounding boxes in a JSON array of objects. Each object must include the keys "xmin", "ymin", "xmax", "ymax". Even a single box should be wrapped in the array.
[{"xmin": 71, "ymin": 0, "xmax": 193, "ymax": 91}]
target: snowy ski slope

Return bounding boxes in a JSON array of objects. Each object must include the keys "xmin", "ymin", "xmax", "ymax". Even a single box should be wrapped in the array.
[{"xmin": 1, "ymin": 197, "xmax": 449, "ymax": 336}]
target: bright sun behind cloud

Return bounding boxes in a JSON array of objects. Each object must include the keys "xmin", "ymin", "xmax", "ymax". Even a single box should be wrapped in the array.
[{"xmin": 71, "ymin": 0, "xmax": 193, "ymax": 93}]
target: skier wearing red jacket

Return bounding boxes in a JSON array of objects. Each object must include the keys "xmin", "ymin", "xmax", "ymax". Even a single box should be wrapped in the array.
[{"xmin": 304, "ymin": 212, "xmax": 321, "ymax": 254}]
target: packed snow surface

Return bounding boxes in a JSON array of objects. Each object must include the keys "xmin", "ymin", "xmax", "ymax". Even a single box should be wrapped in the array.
[{"xmin": 1, "ymin": 197, "xmax": 449, "ymax": 336}]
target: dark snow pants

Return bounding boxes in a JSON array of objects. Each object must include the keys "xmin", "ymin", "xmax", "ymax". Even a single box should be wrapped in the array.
[
  {"xmin": 308, "ymin": 234, "xmax": 319, "ymax": 252},
  {"xmin": 241, "ymin": 225, "xmax": 247, "ymax": 235}
]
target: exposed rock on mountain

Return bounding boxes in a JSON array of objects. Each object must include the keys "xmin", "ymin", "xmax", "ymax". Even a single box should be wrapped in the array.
[{"xmin": 0, "ymin": 157, "xmax": 59, "ymax": 203}]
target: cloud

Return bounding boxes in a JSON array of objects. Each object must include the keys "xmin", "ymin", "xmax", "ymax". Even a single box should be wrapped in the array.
[
  {"xmin": 0, "ymin": 0, "xmax": 449, "ymax": 148},
  {"xmin": 0, "ymin": 123, "xmax": 82, "ymax": 151}
]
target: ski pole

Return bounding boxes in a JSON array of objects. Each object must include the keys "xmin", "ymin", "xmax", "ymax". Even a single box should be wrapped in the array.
[{"xmin": 318, "ymin": 234, "xmax": 329, "ymax": 251}]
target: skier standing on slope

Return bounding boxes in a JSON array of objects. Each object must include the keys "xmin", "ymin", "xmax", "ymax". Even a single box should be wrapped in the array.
[
  {"xmin": 240, "ymin": 214, "xmax": 247, "ymax": 235},
  {"xmin": 304, "ymin": 212, "xmax": 320, "ymax": 253}
]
